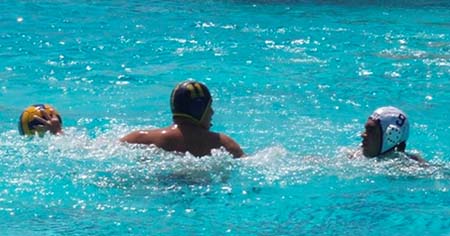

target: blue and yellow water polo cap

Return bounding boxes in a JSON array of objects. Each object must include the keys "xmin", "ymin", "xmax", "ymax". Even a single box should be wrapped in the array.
[
  {"xmin": 170, "ymin": 81, "xmax": 212, "ymax": 123},
  {"xmin": 18, "ymin": 104, "xmax": 62, "ymax": 136}
]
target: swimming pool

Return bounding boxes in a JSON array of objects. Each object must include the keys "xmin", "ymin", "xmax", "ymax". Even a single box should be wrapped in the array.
[{"xmin": 0, "ymin": 0, "xmax": 449, "ymax": 235}]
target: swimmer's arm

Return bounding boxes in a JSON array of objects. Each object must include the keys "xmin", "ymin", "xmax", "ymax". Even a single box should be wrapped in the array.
[
  {"xmin": 342, "ymin": 148, "xmax": 362, "ymax": 159},
  {"xmin": 220, "ymin": 134, "xmax": 244, "ymax": 158},
  {"xmin": 120, "ymin": 129, "xmax": 181, "ymax": 154},
  {"xmin": 407, "ymin": 153, "xmax": 427, "ymax": 164},
  {"xmin": 33, "ymin": 113, "xmax": 63, "ymax": 135},
  {"xmin": 120, "ymin": 131, "xmax": 139, "ymax": 143}
]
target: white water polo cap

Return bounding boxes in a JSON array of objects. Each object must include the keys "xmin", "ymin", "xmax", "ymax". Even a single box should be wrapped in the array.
[{"xmin": 369, "ymin": 106, "xmax": 409, "ymax": 154}]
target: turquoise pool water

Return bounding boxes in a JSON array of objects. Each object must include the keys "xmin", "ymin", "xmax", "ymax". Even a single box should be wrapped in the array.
[{"xmin": 1, "ymin": 1, "xmax": 449, "ymax": 235}]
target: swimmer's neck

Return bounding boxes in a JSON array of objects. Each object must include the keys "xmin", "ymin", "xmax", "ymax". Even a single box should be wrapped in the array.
[{"xmin": 172, "ymin": 117, "xmax": 209, "ymax": 130}]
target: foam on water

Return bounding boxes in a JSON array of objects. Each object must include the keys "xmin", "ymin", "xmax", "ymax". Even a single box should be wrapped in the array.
[{"xmin": 1, "ymin": 122, "xmax": 449, "ymax": 235}]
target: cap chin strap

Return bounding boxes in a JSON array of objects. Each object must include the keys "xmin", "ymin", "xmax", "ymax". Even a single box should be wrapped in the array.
[{"xmin": 173, "ymin": 113, "xmax": 202, "ymax": 125}]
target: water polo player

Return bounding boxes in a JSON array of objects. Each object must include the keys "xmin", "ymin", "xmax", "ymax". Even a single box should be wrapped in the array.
[
  {"xmin": 120, "ymin": 80, "xmax": 244, "ymax": 158},
  {"xmin": 361, "ymin": 106, "xmax": 425, "ymax": 163},
  {"xmin": 18, "ymin": 104, "xmax": 63, "ymax": 136}
]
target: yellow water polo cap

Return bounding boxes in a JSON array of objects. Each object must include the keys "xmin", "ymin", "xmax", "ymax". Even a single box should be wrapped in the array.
[{"xmin": 18, "ymin": 104, "xmax": 62, "ymax": 136}]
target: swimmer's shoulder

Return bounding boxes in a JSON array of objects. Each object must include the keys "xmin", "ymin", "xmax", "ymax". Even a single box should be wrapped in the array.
[
  {"xmin": 218, "ymin": 133, "xmax": 244, "ymax": 158},
  {"xmin": 120, "ymin": 127, "xmax": 173, "ymax": 145}
]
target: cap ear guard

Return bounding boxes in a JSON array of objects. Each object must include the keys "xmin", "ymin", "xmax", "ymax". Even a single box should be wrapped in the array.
[{"xmin": 384, "ymin": 124, "xmax": 402, "ymax": 148}]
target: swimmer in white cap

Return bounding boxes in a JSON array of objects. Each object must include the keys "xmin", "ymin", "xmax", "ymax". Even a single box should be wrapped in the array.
[
  {"xmin": 360, "ymin": 106, "xmax": 425, "ymax": 163},
  {"xmin": 120, "ymin": 80, "xmax": 244, "ymax": 158}
]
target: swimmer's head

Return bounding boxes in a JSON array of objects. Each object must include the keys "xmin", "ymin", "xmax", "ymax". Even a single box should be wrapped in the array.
[
  {"xmin": 170, "ymin": 80, "xmax": 212, "ymax": 127},
  {"xmin": 18, "ymin": 104, "xmax": 62, "ymax": 136},
  {"xmin": 366, "ymin": 106, "xmax": 409, "ymax": 156}
]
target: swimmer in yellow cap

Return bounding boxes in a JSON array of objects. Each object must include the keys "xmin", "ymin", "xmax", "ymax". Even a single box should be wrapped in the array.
[
  {"xmin": 120, "ymin": 80, "xmax": 244, "ymax": 158},
  {"xmin": 360, "ymin": 106, "xmax": 425, "ymax": 163},
  {"xmin": 18, "ymin": 104, "xmax": 63, "ymax": 136}
]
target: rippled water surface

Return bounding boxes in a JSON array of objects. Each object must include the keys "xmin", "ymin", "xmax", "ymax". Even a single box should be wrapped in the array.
[{"xmin": 1, "ymin": 1, "xmax": 449, "ymax": 235}]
